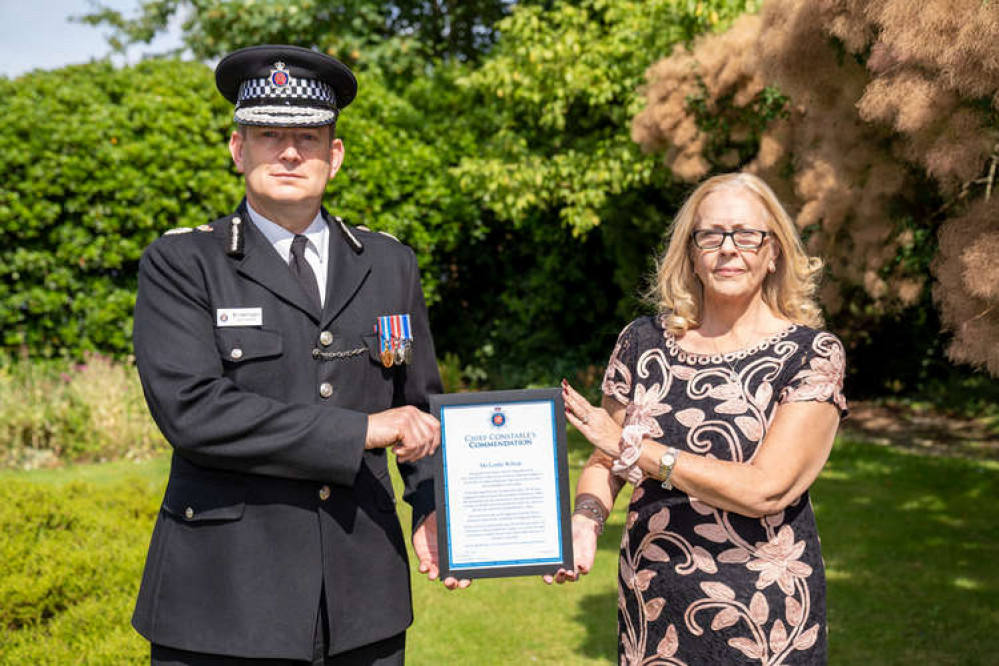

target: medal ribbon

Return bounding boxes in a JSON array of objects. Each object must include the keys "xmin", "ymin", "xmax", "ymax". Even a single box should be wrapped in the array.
[
  {"xmin": 378, "ymin": 315, "xmax": 393, "ymax": 354},
  {"xmin": 390, "ymin": 315, "xmax": 401, "ymax": 351},
  {"xmin": 376, "ymin": 314, "xmax": 412, "ymax": 353}
]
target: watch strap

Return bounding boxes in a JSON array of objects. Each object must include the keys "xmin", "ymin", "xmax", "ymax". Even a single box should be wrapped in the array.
[{"xmin": 659, "ymin": 447, "xmax": 679, "ymax": 490}]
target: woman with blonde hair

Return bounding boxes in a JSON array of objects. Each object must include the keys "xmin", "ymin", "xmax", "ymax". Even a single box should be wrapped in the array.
[{"xmin": 553, "ymin": 172, "xmax": 846, "ymax": 664}]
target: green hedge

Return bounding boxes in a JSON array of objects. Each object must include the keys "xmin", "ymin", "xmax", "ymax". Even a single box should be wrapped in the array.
[
  {"xmin": 0, "ymin": 60, "xmax": 239, "ymax": 356},
  {"xmin": 0, "ymin": 60, "xmax": 474, "ymax": 360},
  {"xmin": 0, "ymin": 461, "xmax": 166, "ymax": 663},
  {"xmin": 0, "ymin": 1, "xmax": 763, "ymax": 389}
]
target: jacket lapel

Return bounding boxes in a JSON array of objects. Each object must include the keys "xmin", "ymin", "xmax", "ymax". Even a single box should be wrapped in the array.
[
  {"xmin": 233, "ymin": 202, "xmax": 321, "ymax": 321},
  {"xmin": 321, "ymin": 210, "xmax": 371, "ymax": 326}
]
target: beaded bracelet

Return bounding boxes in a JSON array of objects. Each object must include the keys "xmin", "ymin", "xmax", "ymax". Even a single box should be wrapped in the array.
[
  {"xmin": 573, "ymin": 494, "xmax": 608, "ymax": 535},
  {"xmin": 611, "ymin": 424, "xmax": 649, "ymax": 485}
]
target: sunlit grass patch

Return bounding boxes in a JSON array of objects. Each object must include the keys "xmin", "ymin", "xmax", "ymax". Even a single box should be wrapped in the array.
[{"xmin": 1, "ymin": 437, "xmax": 996, "ymax": 664}]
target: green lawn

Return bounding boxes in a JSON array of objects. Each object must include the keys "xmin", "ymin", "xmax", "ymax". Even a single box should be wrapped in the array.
[
  {"xmin": 1, "ymin": 435, "xmax": 996, "ymax": 664},
  {"xmin": 816, "ymin": 440, "xmax": 999, "ymax": 665}
]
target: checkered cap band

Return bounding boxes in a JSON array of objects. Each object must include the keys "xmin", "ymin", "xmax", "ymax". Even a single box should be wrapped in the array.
[{"xmin": 236, "ymin": 76, "xmax": 336, "ymax": 108}]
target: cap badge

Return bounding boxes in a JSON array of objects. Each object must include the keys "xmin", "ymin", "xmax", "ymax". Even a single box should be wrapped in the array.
[{"xmin": 269, "ymin": 61, "xmax": 290, "ymax": 88}]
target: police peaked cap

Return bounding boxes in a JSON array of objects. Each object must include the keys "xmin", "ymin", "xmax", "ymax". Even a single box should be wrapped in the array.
[{"xmin": 215, "ymin": 44, "xmax": 357, "ymax": 127}]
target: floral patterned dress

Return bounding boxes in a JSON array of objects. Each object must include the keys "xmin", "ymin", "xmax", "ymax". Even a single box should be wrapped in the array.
[{"xmin": 601, "ymin": 316, "xmax": 847, "ymax": 666}]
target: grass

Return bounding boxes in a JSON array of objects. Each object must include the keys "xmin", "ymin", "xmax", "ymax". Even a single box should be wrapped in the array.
[
  {"xmin": 1, "ymin": 434, "xmax": 997, "ymax": 664},
  {"xmin": 0, "ymin": 455, "xmax": 170, "ymax": 486},
  {"xmin": 816, "ymin": 438, "xmax": 999, "ymax": 665}
]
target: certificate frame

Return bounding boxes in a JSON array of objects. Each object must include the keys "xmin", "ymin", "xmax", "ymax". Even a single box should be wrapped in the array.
[{"xmin": 430, "ymin": 388, "xmax": 574, "ymax": 580}]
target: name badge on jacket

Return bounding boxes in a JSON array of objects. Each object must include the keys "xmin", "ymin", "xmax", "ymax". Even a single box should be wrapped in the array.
[{"xmin": 216, "ymin": 308, "xmax": 263, "ymax": 327}]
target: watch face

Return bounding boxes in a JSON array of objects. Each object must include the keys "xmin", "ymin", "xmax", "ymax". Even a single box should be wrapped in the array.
[{"xmin": 662, "ymin": 453, "xmax": 676, "ymax": 466}]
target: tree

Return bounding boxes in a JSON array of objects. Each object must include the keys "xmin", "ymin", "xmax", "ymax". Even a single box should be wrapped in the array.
[
  {"xmin": 79, "ymin": 0, "xmax": 518, "ymax": 75},
  {"xmin": 427, "ymin": 0, "xmax": 762, "ymax": 383},
  {"xmin": 632, "ymin": 0, "xmax": 999, "ymax": 378}
]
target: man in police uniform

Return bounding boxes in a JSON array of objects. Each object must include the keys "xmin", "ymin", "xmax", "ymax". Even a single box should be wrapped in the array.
[{"xmin": 131, "ymin": 45, "xmax": 459, "ymax": 665}]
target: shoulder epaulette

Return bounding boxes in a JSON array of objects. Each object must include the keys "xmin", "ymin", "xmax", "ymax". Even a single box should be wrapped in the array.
[
  {"xmin": 163, "ymin": 224, "xmax": 215, "ymax": 237},
  {"xmin": 352, "ymin": 223, "xmax": 399, "ymax": 243},
  {"xmin": 226, "ymin": 216, "xmax": 244, "ymax": 256},
  {"xmin": 333, "ymin": 216, "xmax": 364, "ymax": 254}
]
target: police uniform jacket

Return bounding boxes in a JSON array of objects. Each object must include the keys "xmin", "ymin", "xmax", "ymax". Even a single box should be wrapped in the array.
[{"xmin": 131, "ymin": 201, "xmax": 441, "ymax": 659}]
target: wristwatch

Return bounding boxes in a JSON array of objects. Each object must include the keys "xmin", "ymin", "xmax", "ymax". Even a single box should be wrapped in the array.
[{"xmin": 658, "ymin": 447, "xmax": 679, "ymax": 490}]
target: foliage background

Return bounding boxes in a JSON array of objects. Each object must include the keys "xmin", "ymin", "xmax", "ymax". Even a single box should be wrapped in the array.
[{"xmin": 1, "ymin": 0, "xmax": 996, "ymax": 397}]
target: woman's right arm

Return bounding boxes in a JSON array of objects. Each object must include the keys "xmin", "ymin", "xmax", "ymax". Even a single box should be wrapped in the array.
[{"xmin": 545, "ymin": 397, "xmax": 626, "ymax": 584}]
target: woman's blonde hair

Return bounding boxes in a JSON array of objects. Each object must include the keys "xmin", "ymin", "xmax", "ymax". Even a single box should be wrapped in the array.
[{"xmin": 647, "ymin": 172, "xmax": 824, "ymax": 334}]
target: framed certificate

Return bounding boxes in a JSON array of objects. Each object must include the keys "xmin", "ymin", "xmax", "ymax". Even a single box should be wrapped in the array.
[{"xmin": 430, "ymin": 388, "xmax": 574, "ymax": 579}]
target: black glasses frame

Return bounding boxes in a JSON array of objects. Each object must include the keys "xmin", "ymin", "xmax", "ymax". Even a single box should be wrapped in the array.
[{"xmin": 691, "ymin": 229, "xmax": 770, "ymax": 250}]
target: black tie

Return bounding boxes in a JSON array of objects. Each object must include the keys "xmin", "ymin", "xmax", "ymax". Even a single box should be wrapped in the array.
[{"xmin": 290, "ymin": 235, "xmax": 322, "ymax": 311}]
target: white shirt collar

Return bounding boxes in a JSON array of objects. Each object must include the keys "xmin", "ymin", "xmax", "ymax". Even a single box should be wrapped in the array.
[{"xmin": 245, "ymin": 202, "xmax": 327, "ymax": 266}]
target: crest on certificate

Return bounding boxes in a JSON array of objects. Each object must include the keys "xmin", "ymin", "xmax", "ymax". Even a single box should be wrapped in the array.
[{"xmin": 491, "ymin": 407, "xmax": 506, "ymax": 428}]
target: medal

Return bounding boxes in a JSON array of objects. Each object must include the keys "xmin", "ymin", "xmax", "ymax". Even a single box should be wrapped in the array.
[
  {"xmin": 375, "ymin": 314, "xmax": 414, "ymax": 369},
  {"xmin": 377, "ymin": 316, "xmax": 394, "ymax": 368}
]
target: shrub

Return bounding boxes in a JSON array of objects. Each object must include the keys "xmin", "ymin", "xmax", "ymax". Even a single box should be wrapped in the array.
[
  {"xmin": 0, "ymin": 354, "xmax": 166, "ymax": 469},
  {"xmin": 0, "ymin": 467, "xmax": 165, "ymax": 662},
  {"xmin": 0, "ymin": 59, "xmax": 240, "ymax": 358}
]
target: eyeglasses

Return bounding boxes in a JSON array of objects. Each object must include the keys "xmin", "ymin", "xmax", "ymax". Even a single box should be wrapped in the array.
[{"xmin": 691, "ymin": 229, "xmax": 770, "ymax": 250}]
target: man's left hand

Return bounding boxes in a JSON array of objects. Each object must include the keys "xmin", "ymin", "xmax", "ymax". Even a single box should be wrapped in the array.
[{"xmin": 412, "ymin": 511, "xmax": 472, "ymax": 590}]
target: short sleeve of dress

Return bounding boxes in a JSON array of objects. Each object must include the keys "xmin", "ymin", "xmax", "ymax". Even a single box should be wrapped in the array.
[
  {"xmin": 601, "ymin": 319, "xmax": 644, "ymax": 407},
  {"xmin": 778, "ymin": 330, "xmax": 849, "ymax": 418}
]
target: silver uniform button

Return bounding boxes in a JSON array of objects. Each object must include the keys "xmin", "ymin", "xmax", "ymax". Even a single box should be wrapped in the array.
[
  {"xmin": 319, "ymin": 330, "xmax": 333, "ymax": 346},
  {"xmin": 230, "ymin": 348, "xmax": 243, "ymax": 360},
  {"xmin": 319, "ymin": 485, "xmax": 331, "ymax": 501},
  {"xmin": 319, "ymin": 382, "xmax": 333, "ymax": 398},
  {"xmin": 184, "ymin": 507, "xmax": 195, "ymax": 519}
]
